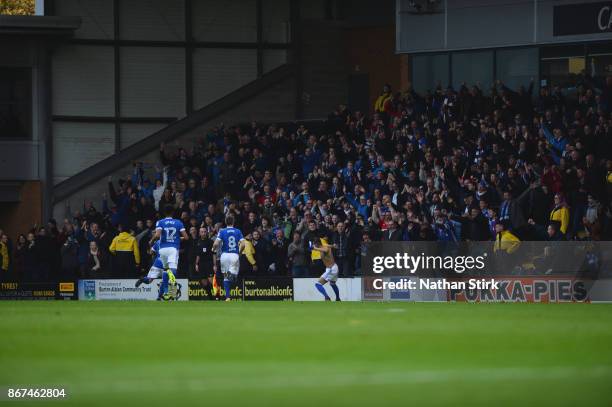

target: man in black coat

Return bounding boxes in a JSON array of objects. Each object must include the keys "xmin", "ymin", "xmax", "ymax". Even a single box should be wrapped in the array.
[
  {"xmin": 331, "ymin": 222, "xmax": 352, "ymax": 277},
  {"xmin": 523, "ymin": 185, "xmax": 553, "ymax": 227},
  {"xmin": 270, "ymin": 230, "xmax": 288, "ymax": 275},
  {"xmin": 464, "ymin": 208, "xmax": 491, "ymax": 241},
  {"xmin": 252, "ymin": 230, "xmax": 270, "ymax": 274},
  {"xmin": 382, "ymin": 220, "xmax": 403, "ymax": 241},
  {"xmin": 35, "ymin": 227, "xmax": 57, "ymax": 281}
]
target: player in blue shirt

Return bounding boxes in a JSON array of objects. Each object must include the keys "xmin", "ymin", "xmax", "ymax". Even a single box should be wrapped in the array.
[
  {"xmin": 149, "ymin": 205, "xmax": 189, "ymax": 299},
  {"xmin": 135, "ymin": 241, "xmax": 167, "ymax": 299},
  {"xmin": 212, "ymin": 215, "xmax": 245, "ymax": 301}
]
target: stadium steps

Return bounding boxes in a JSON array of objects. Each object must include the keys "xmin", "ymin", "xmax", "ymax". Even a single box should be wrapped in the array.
[{"xmin": 52, "ymin": 64, "xmax": 297, "ymax": 205}]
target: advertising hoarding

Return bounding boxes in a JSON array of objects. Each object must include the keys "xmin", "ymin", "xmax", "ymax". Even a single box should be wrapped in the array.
[{"xmin": 78, "ymin": 279, "xmax": 189, "ymax": 301}]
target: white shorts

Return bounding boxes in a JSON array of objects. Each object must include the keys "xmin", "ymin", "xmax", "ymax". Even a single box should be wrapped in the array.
[
  {"xmin": 220, "ymin": 252, "xmax": 240, "ymax": 275},
  {"xmin": 321, "ymin": 263, "xmax": 339, "ymax": 282},
  {"xmin": 147, "ymin": 266, "xmax": 164, "ymax": 279},
  {"xmin": 158, "ymin": 247, "xmax": 179, "ymax": 269}
]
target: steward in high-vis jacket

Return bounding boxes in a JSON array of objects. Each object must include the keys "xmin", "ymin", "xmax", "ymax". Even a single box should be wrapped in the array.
[{"xmin": 109, "ymin": 224, "xmax": 140, "ymax": 278}]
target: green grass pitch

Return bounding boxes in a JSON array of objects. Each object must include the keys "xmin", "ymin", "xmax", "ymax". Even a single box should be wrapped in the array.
[{"xmin": 1, "ymin": 301, "xmax": 612, "ymax": 406}]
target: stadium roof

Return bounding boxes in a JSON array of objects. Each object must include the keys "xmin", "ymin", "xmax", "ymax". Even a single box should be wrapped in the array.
[{"xmin": 0, "ymin": 15, "xmax": 80, "ymax": 36}]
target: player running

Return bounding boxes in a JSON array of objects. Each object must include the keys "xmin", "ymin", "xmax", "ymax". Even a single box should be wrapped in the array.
[
  {"xmin": 212, "ymin": 215, "xmax": 245, "ymax": 301},
  {"xmin": 312, "ymin": 239, "xmax": 341, "ymax": 301},
  {"xmin": 148, "ymin": 205, "xmax": 189, "ymax": 300},
  {"xmin": 135, "ymin": 240, "xmax": 170, "ymax": 300}
]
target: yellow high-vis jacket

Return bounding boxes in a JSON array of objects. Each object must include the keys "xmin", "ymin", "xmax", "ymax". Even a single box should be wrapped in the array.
[
  {"xmin": 374, "ymin": 92, "xmax": 391, "ymax": 113},
  {"xmin": 550, "ymin": 205, "xmax": 570, "ymax": 234},
  {"xmin": 0, "ymin": 242, "xmax": 8, "ymax": 271},
  {"xmin": 109, "ymin": 232, "xmax": 140, "ymax": 265},
  {"xmin": 493, "ymin": 230, "xmax": 520, "ymax": 254},
  {"xmin": 241, "ymin": 239, "xmax": 256, "ymax": 266}
]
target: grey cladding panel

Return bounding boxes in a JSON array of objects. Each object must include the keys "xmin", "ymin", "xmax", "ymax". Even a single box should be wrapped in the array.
[
  {"xmin": 53, "ymin": 122, "xmax": 114, "ymax": 184},
  {"xmin": 192, "ymin": 48, "xmax": 257, "ymax": 109},
  {"xmin": 52, "ymin": 45, "xmax": 114, "ymax": 116},
  {"xmin": 398, "ymin": 11, "xmax": 445, "ymax": 52},
  {"xmin": 262, "ymin": 0, "xmax": 290, "ymax": 43},
  {"xmin": 447, "ymin": 1, "xmax": 534, "ymax": 49},
  {"xmin": 192, "ymin": 0, "xmax": 257, "ymax": 42},
  {"xmin": 54, "ymin": 0, "xmax": 114, "ymax": 39},
  {"xmin": 263, "ymin": 50, "xmax": 287, "ymax": 74},
  {"xmin": 120, "ymin": 0, "xmax": 185, "ymax": 41},
  {"xmin": 120, "ymin": 47, "xmax": 185, "ymax": 118},
  {"xmin": 120, "ymin": 123, "xmax": 167, "ymax": 149}
]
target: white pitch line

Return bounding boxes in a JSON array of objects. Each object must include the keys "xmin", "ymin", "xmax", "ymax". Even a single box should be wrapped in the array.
[{"xmin": 52, "ymin": 365, "xmax": 612, "ymax": 395}]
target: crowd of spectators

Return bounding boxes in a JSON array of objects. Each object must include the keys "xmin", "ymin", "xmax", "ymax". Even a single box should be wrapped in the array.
[{"xmin": 2, "ymin": 75, "xmax": 612, "ymax": 282}]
